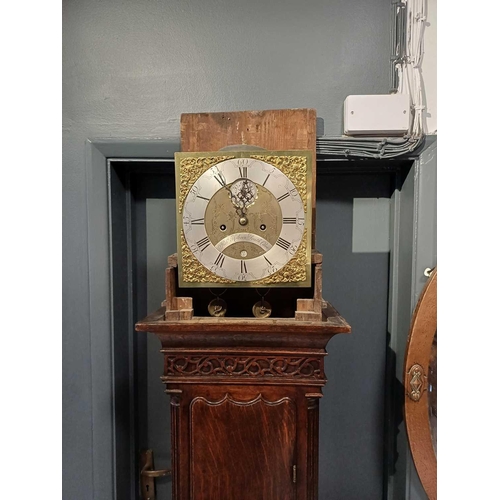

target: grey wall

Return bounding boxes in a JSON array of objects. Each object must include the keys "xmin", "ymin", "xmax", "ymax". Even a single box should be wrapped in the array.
[{"xmin": 63, "ymin": 1, "xmax": 391, "ymax": 498}]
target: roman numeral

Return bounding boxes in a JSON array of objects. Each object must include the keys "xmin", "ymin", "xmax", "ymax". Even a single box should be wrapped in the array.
[
  {"xmin": 283, "ymin": 217, "xmax": 297, "ymax": 224},
  {"xmin": 264, "ymin": 256, "xmax": 273, "ymax": 266},
  {"xmin": 276, "ymin": 237, "xmax": 291, "ymax": 251},
  {"xmin": 196, "ymin": 236, "xmax": 211, "ymax": 252},
  {"xmin": 214, "ymin": 253, "xmax": 225, "ymax": 268},
  {"xmin": 240, "ymin": 260, "xmax": 248, "ymax": 273},
  {"xmin": 197, "ymin": 195, "xmax": 210, "ymax": 201},
  {"xmin": 239, "ymin": 166, "xmax": 247, "ymax": 178},
  {"xmin": 262, "ymin": 174, "xmax": 270, "ymax": 187},
  {"xmin": 277, "ymin": 192, "xmax": 290, "ymax": 203},
  {"xmin": 191, "ymin": 218, "xmax": 204, "ymax": 225},
  {"xmin": 214, "ymin": 172, "xmax": 226, "ymax": 187}
]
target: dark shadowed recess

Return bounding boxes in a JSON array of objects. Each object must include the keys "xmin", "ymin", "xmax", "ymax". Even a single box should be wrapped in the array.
[{"xmin": 108, "ymin": 158, "xmax": 411, "ymax": 499}]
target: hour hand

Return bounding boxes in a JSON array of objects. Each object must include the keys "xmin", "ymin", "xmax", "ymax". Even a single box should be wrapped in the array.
[{"xmin": 229, "ymin": 179, "xmax": 258, "ymax": 214}]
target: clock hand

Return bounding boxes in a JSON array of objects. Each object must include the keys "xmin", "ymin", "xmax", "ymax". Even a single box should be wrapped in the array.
[
  {"xmin": 227, "ymin": 179, "xmax": 258, "ymax": 225},
  {"xmin": 231, "ymin": 179, "xmax": 258, "ymax": 212}
]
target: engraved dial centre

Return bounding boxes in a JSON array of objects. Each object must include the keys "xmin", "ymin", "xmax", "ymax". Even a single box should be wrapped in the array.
[{"xmin": 205, "ymin": 182, "xmax": 282, "ymax": 260}]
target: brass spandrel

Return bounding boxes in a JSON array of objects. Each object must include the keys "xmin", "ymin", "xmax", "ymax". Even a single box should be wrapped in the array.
[
  {"xmin": 177, "ymin": 155, "xmax": 235, "ymax": 213},
  {"xmin": 250, "ymin": 154, "xmax": 308, "ymax": 209},
  {"xmin": 180, "ymin": 230, "xmax": 233, "ymax": 285},
  {"xmin": 252, "ymin": 230, "xmax": 308, "ymax": 285}
]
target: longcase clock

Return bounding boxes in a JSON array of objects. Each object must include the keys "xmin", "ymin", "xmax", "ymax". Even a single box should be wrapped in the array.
[{"xmin": 136, "ymin": 109, "xmax": 351, "ymax": 500}]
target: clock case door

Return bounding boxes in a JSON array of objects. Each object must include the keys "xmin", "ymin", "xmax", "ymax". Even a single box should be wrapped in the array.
[{"xmin": 171, "ymin": 384, "xmax": 301, "ymax": 500}]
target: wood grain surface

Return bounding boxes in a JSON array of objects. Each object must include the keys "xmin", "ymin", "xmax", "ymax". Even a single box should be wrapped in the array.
[
  {"xmin": 164, "ymin": 383, "xmax": 323, "ymax": 500},
  {"xmin": 190, "ymin": 393, "xmax": 296, "ymax": 500},
  {"xmin": 404, "ymin": 269, "xmax": 437, "ymax": 500},
  {"xmin": 136, "ymin": 312, "xmax": 350, "ymax": 499}
]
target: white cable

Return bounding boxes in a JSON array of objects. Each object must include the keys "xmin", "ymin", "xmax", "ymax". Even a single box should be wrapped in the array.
[
  {"xmin": 317, "ymin": 0, "xmax": 427, "ymax": 157},
  {"xmin": 399, "ymin": 0, "xmax": 426, "ymax": 139}
]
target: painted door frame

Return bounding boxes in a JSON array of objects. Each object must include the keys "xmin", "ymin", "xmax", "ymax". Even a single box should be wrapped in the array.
[
  {"xmin": 85, "ymin": 137, "xmax": 436, "ymax": 499},
  {"xmin": 386, "ymin": 137, "xmax": 437, "ymax": 500},
  {"xmin": 85, "ymin": 139, "xmax": 179, "ymax": 499}
]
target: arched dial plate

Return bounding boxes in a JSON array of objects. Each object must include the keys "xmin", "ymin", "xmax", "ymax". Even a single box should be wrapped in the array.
[{"xmin": 175, "ymin": 152, "xmax": 312, "ymax": 287}]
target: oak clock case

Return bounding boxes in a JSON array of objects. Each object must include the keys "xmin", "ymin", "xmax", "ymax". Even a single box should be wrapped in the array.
[
  {"xmin": 136, "ymin": 109, "xmax": 352, "ymax": 500},
  {"xmin": 175, "ymin": 151, "xmax": 312, "ymax": 288}
]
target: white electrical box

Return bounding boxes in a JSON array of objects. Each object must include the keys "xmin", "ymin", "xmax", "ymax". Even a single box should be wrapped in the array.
[{"xmin": 343, "ymin": 94, "xmax": 410, "ymax": 136}]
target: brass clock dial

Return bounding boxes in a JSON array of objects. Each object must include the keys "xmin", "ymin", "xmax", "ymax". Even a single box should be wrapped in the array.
[{"xmin": 175, "ymin": 151, "xmax": 312, "ymax": 287}]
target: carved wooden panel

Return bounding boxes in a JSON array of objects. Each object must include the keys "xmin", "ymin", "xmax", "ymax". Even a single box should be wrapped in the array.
[
  {"xmin": 190, "ymin": 394, "xmax": 297, "ymax": 500},
  {"xmin": 165, "ymin": 354, "xmax": 323, "ymax": 380}
]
